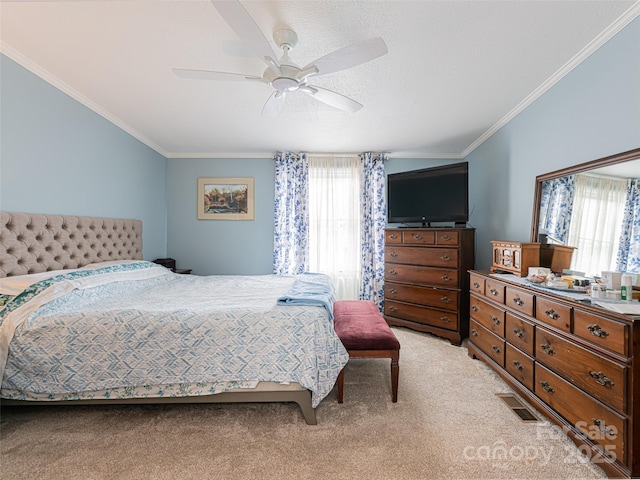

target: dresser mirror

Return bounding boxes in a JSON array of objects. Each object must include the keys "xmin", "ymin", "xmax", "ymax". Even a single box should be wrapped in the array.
[{"xmin": 530, "ymin": 148, "xmax": 640, "ymax": 277}]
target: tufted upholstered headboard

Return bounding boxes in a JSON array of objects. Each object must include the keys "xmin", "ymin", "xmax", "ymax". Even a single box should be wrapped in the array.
[{"xmin": 0, "ymin": 212, "xmax": 143, "ymax": 278}]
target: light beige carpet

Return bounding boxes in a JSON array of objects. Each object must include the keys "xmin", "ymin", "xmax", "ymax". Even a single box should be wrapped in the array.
[{"xmin": 1, "ymin": 328, "xmax": 607, "ymax": 480}]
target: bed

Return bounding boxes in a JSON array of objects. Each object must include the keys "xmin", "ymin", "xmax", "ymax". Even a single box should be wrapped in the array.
[{"xmin": 0, "ymin": 212, "xmax": 348, "ymax": 424}]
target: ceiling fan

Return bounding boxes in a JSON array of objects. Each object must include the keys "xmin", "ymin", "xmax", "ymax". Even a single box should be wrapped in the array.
[{"xmin": 172, "ymin": 0, "xmax": 388, "ymax": 117}]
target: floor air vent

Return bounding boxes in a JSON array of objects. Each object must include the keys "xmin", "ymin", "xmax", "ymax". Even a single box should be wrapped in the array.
[{"xmin": 496, "ymin": 393, "xmax": 539, "ymax": 423}]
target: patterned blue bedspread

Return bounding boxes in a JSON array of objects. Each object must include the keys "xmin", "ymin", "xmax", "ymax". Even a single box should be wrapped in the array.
[{"xmin": 0, "ymin": 262, "xmax": 347, "ymax": 407}]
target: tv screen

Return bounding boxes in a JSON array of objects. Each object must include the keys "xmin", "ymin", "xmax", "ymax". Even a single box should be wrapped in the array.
[{"xmin": 387, "ymin": 162, "xmax": 469, "ymax": 226}]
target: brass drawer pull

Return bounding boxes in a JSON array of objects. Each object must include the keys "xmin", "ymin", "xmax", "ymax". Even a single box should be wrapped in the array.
[
  {"xmin": 471, "ymin": 304, "xmax": 478, "ymax": 312},
  {"xmin": 389, "ymin": 234, "xmax": 398, "ymax": 240},
  {"xmin": 587, "ymin": 324, "xmax": 609, "ymax": 338},
  {"xmin": 441, "ymin": 274, "xmax": 452, "ymax": 281},
  {"xmin": 489, "ymin": 288, "xmax": 499, "ymax": 296},
  {"xmin": 441, "ymin": 234, "xmax": 451, "ymax": 241},
  {"xmin": 513, "ymin": 360, "xmax": 524, "ymax": 371},
  {"xmin": 473, "ymin": 281, "xmax": 480, "ymax": 288},
  {"xmin": 389, "ymin": 305, "xmax": 397, "ymax": 312},
  {"xmin": 540, "ymin": 343, "xmax": 555, "ymax": 355},
  {"xmin": 440, "ymin": 296, "xmax": 452, "ymax": 304},
  {"xmin": 412, "ymin": 234, "xmax": 423, "ymax": 240},
  {"xmin": 513, "ymin": 328, "xmax": 525, "ymax": 338},
  {"xmin": 440, "ymin": 254, "xmax": 451, "ymax": 261},
  {"xmin": 591, "ymin": 418, "xmax": 616, "ymax": 437},
  {"xmin": 512, "ymin": 296, "xmax": 524, "ymax": 306},
  {"xmin": 390, "ymin": 251, "xmax": 398, "ymax": 257},
  {"xmin": 389, "ymin": 269, "xmax": 397, "ymax": 276},
  {"xmin": 590, "ymin": 371, "xmax": 614, "ymax": 388},
  {"xmin": 388, "ymin": 288, "xmax": 397, "ymax": 295},
  {"xmin": 492, "ymin": 345, "xmax": 501, "ymax": 354},
  {"xmin": 540, "ymin": 381, "xmax": 554, "ymax": 393},
  {"xmin": 492, "ymin": 316, "xmax": 501, "ymax": 325},
  {"xmin": 471, "ymin": 329, "xmax": 478, "ymax": 337},
  {"xmin": 440, "ymin": 316, "xmax": 451, "ymax": 323},
  {"xmin": 545, "ymin": 309, "xmax": 560, "ymax": 320}
]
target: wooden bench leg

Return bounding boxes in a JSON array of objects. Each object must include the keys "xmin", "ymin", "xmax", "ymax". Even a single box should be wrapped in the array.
[
  {"xmin": 337, "ymin": 367, "xmax": 345, "ymax": 403},
  {"xmin": 391, "ymin": 354, "xmax": 399, "ymax": 403}
]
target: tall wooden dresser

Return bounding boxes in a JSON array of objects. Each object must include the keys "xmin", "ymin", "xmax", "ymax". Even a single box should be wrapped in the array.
[
  {"xmin": 468, "ymin": 270, "xmax": 640, "ymax": 478},
  {"xmin": 383, "ymin": 227, "xmax": 475, "ymax": 345}
]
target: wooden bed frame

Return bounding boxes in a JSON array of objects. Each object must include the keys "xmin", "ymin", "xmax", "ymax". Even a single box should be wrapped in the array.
[{"xmin": 0, "ymin": 212, "xmax": 317, "ymax": 424}]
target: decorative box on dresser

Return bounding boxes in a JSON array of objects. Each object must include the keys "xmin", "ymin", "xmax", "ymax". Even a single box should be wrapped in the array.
[
  {"xmin": 383, "ymin": 228, "xmax": 475, "ymax": 346},
  {"xmin": 468, "ymin": 270, "xmax": 640, "ymax": 478}
]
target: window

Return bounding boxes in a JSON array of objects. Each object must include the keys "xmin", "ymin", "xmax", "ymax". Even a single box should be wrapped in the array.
[
  {"xmin": 567, "ymin": 174, "xmax": 628, "ymax": 276},
  {"xmin": 308, "ymin": 155, "xmax": 361, "ymax": 300}
]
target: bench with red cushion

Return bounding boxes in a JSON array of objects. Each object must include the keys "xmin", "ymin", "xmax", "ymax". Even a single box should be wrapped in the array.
[{"xmin": 333, "ymin": 300, "xmax": 400, "ymax": 403}]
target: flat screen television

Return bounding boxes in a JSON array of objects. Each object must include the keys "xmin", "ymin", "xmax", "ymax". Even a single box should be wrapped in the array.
[{"xmin": 387, "ymin": 162, "xmax": 469, "ymax": 226}]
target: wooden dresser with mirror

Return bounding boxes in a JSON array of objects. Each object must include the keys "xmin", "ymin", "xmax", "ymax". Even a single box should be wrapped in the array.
[{"xmin": 469, "ymin": 148, "xmax": 640, "ymax": 478}]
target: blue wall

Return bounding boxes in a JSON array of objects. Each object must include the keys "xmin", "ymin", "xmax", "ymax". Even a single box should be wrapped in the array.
[
  {"xmin": 166, "ymin": 156, "xmax": 454, "ymax": 275},
  {"xmin": 166, "ymin": 157, "xmax": 275, "ymax": 275},
  {"xmin": 0, "ymin": 55, "xmax": 168, "ymax": 261},
  {"xmin": 466, "ymin": 16, "xmax": 640, "ymax": 269},
  {"xmin": 2, "ymin": 16, "xmax": 638, "ymax": 273}
]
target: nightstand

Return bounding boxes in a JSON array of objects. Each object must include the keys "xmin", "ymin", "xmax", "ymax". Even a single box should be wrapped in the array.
[{"xmin": 153, "ymin": 258, "xmax": 191, "ymax": 274}]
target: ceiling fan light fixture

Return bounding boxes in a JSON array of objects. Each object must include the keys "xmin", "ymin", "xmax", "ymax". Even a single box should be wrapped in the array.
[{"xmin": 272, "ymin": 76, "xmax": 299, "ymax": 91}]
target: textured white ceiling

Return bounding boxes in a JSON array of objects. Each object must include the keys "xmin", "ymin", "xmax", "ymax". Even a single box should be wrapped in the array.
[{"xmin": 1, "ymin": 0, "xmax": 638, "ymax": 158}]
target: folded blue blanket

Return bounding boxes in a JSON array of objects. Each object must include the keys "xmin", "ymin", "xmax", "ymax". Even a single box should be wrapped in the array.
[{"xmin": 277, "ymin": 273, "xmax": 336, "ymax": 320}]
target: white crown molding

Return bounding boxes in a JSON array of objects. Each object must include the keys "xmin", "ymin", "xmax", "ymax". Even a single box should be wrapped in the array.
[
  {"xmin": 0, "ymin": 42, "xmax": 170, "ymax": 158},
  {"xmin": 166, "ymin": 152, "xmax": 275, "ymax": 159},
  {"xmin": 461, "ymin": 1, "xmax": 640, "ymax": 159},
  {"xmin": 3, "ymin": 0, "xmax": 638, "ymax": 161}
]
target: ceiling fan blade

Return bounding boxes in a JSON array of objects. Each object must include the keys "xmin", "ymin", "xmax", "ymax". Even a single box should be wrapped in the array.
[
  {"xmin": 262, "ymin": 91, "xmax": 286, "ymax": 117},
  {"xmin": 172, "ymin": 68, "xmax": 262, "ymax": 82},
  {"xmin": 301, "ymin": 37, "xmax": 387, "ymax": 77},
  {"xmin": 301, "ymin": 86, "xmax": 363, "ymax": 113},
  {"xmin": 210, "ymin": 0, "xmax": 279, "ymax": 67}
]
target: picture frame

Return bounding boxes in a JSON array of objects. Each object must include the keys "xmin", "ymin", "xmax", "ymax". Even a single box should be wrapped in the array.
[{"xmin": 197, "ymin": 177, "xmax": 254, "ymax": 220}]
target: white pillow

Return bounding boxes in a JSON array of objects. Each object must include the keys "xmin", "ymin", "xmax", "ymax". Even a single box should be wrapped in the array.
[{"xmin": 0, "ymin": 269, "xmax": 81, "ymax": 295}]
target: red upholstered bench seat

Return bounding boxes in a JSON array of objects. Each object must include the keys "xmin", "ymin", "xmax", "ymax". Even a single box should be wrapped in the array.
[{"xmin": 333, "ymin": 300, "xmax": 400, "ymax": 403}]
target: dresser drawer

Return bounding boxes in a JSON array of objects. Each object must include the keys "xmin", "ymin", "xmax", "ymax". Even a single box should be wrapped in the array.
[
  {"xmin": 506, "ymin": 344, "xmax": 534, "ymax": 391},
  {"xmin": 469, "ymin": 273, "xmax": 485, "ymax": 295},
  {"xmin": 435, "ymin": 230, "xmax": 459, "ymax": 245},
  {"xmin": 385, "ymin": 264, "xmax": 458, "ymax": 287},
  {"xmin": 485, "ymin": 278, "xmax": 505, "ymax": 303},
  {"xmin": 385, "ymin": 282, "xmax": 458, "ymax": 310},
  {"xmin": 505, "ymin": 286, "xmax": 534, "ymax": 316},
  {"xmin": 535, "ymin": 364, "xmax": 625, "ymax": 463},
  {"xmin": 470, "ymin": 294, "xmax": 505, "ymax": 337},
  {"xmin": 470, "ymin": 320, "xmax": 505, "ymax": 367},
  {"xmin": 574, "ymin": 309, "xmax": 628, "ymax": 356},
  {"xmin": 536, "ymin": 328, "xmax": 626, "ymax": 413},
  {"xmin": 402, "ymin": 230, "xmax": 435, "ymax": 245},
  {"xmin": 535, "ymin": 297, "xmax": 571, "ymax": 333},
  {"xmin": 505, "ymin": 313, "xmax": 535, "ymax": 357},
  {"xmin": 385, "ymin": 246, "xmax": 459, "ymax": 268},
  {"xmin": 385, "ymin": 230, "xmax": 402, "ymax": 244},
  {"xmin": 385, "ymin": 301, "xmax": 458, "ymax": 330}
]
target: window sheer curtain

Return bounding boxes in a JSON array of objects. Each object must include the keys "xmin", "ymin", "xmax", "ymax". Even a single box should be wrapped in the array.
[
  {"xmin": 308, "ymin": 155, "xmax": 361, "ymax": 300},
  {"xmin": 616, "ymin": 179, "xmax": 640, "ymax": 273},
  {"xmin": 567, "ymin": 174, "xmax": 628, "ymax": 276}
]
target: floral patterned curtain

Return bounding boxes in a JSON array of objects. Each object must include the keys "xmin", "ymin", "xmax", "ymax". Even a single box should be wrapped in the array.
[
  {"xmin": 616, "ymin": 179, "xmax": 640, "ymax": 273},
  {"xmin": 358, "ymin": 153, "xmax": 387, "ymax": 310},
  {"xmin": 273, "ymin": 152, "xmax": 309, "ymax": 275},
  {"xmin": 539, "ymin": 175, "xmax": 575, "ymax": 244}
]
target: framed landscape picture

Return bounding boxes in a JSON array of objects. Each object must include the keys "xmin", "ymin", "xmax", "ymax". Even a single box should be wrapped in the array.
[{"xmin": 197, "ymin": 177, "xmax": 254, "ymax": 220}]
